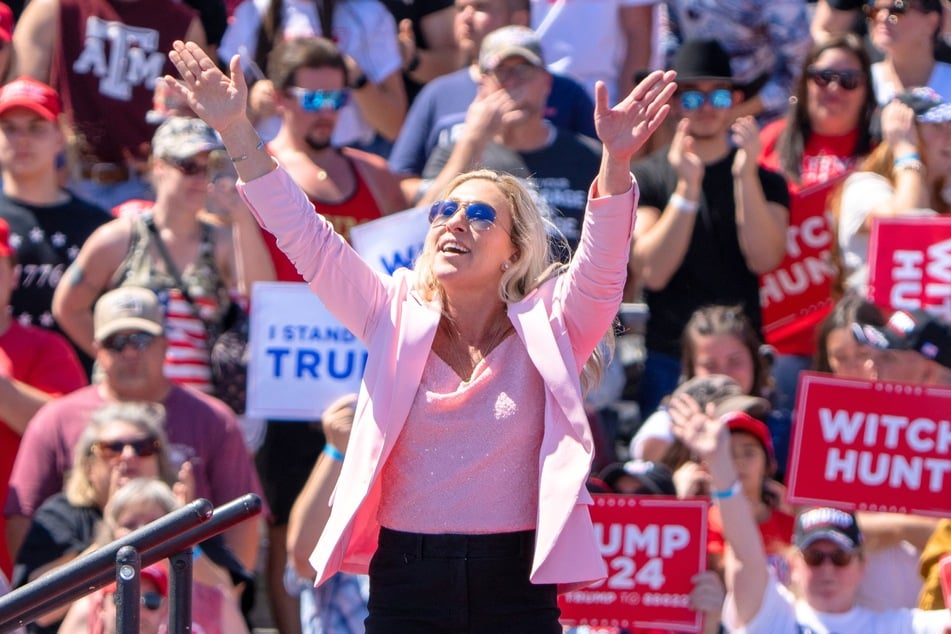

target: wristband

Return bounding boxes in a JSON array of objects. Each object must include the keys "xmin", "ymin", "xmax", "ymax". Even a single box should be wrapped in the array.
[
  {"xmin": 229, "ymin": 138, "xmax": 265, "ymax": 163},
  {"xmin": 323, "ymin": 444, "xmax": 345, "ymax": 462},
  {"xmin": 893, "ymin": 152, "xmax": 921, "ymax": 164},
  {"xmin": 669, "ymin": 193, "xmax": 699, "ymax": 215},
  {"xmin": 710, "ymin": 480, "xmax": 742, "ymax": 501}
]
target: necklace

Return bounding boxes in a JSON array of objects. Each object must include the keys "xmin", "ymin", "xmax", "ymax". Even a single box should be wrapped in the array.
[{"xmin": 435, "ymin": 316, "xmax": 514, "ymax": 381}]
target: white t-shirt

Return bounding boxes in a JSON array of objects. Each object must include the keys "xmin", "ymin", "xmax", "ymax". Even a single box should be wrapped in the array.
[
  {"xmin": 856, "ymin": 541, "xmax": 924, "ymax": 611},
  {"xmin": 872, "ymin": 61, "xmax": 951, "ymax": 106},
  {"xmin": 530, "ymin": 0, "xmax": 660, "ymax": 104},
  {"xmin": 628, "ymin": 407, "xmax": 673, "ymax": 459},
  {"xmin": 837, "ymin": 171, "xmax": 938, "ymax": 296},
  {"xmin": 220, "ymin": 0, "xmax": 401, "ymax": 147},
  {"xmin": 723, "ymin": 574, "xmax": 951, "ymax": 634}
]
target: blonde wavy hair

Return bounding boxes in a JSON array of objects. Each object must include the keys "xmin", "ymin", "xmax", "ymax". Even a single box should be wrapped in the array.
[{"xmin": 413, "ymin": 169, "xmax": 613, "ymax": 393}]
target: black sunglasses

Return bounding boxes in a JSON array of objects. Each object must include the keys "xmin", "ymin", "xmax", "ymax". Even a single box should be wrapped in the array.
[
  {"xmin": 169, "ymin": 157, "xmax": 210, "ymax": 177},
  {"xmin": 111, "ymin": 591, "xmax": 164, "ymax": 611},
  {"xmin": 101, "ymin": 331, "xmax": 157, "ymax": 353},
  {"xmin": 801, "ymin": 548, "xmax": 855, "ymax": 568},
  {"xmin": 94, "ymin": 437, "xmax": 161, "ymax": 459},
  {"xmin": 428, "ymin": 200, "xmax": 500, "ymax": 232},
  {"xmin": 806, "ymin": 67, "xmax": 864, "ymax": 91}
]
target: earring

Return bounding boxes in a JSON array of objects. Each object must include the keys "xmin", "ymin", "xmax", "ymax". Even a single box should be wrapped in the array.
[{"xmin": 501, "ymin": 262, "xmax": 510, "ymax": 271}]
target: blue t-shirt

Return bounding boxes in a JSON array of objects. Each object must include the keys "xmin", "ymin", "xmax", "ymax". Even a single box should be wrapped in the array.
[{"xmin": 388, "ymin": 67, "xmax": 596, "ymax": 177}]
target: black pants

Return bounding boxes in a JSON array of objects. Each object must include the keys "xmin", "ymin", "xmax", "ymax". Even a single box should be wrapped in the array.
[{"xmin": 365, "ymin": 528, "xmax": 562, "ymax": 633}]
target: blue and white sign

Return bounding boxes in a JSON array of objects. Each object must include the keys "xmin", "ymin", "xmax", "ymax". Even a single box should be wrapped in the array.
[
  {"xmin": 246, "ymin": 282, "xmax": 367, "ymax": 420},
  {"xmin": 350, "ymin": 205, "xmax": 428, "ymax": 274}
]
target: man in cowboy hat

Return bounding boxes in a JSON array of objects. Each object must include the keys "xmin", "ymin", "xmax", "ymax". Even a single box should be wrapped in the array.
[{"xmin": 629, "ymin": 38, "xmax": 790, "ymax": 419}]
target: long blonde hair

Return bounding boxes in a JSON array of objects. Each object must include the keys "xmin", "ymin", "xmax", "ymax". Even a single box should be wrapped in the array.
[{"xmin": 413, "ymin": 170, "xmax": 613, "ymax": 393}]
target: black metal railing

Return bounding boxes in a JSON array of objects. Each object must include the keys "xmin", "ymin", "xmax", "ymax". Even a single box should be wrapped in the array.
[{"xmin": 0, "ymin": 493, "xmax": 261, "ymax": 634}]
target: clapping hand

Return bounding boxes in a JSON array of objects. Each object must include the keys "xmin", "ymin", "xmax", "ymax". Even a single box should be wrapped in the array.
[{"xmin": 730, "ymin": 115, "xmax": 761, "ymax": 177}]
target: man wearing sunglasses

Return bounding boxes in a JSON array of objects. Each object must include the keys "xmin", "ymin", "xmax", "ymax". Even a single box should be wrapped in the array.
[
  {"xmin": 5, "ymin": 286, "xmax": 264, "ymax": 576},
  {"xmin": 630, "ymin": 38, "xmax": 790, "ymax": 419},
  {"xmin": 668, "ymin": 394, "xmax": 951, "ymax": 633}
]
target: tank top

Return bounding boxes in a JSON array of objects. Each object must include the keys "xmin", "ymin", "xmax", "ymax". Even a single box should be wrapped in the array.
[
  {"xmin": 111, "ymin": 213, "xmax": 229, "ymax": 393},
  {"xmin": 260, "ymin": 154, "xmax": 385, "ymax": 282}
]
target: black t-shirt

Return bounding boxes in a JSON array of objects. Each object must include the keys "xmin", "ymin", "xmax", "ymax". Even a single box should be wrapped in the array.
[
  {"xmin": 0, "ymin": 191, "xmax": 111, "ymax": 371},
  {"xmin": 423, "ymin": 128, "xmax": 603, "ymax": 256},
  {"xmin": 632, "ymin": 146, "xmax": 790, "ymax": 357},
  {"xmin": 379, "ymin": 0, "xmax": 455, "ymax": 103}
]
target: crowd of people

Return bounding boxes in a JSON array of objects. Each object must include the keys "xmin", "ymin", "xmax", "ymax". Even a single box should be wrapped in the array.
[{"xmin": 0, "ymin": 0, "xmax": 949, "ymax": 632}]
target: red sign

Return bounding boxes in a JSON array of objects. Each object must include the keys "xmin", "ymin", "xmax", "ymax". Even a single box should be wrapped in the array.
[
  {"xmin": 559, "ymin": 495, "xmax": 708, "ymax": 633},
  {"xmin": 867, "ymin": 217, "xmax": 951, "ymax": 322},
  {"xmin": 788, "ymin": 372, "xmax": 951, "ymax": 516}
]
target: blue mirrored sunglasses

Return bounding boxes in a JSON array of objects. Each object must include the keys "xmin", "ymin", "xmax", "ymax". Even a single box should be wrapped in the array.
[
  {"xmin": 428, "ymin": 200, "xmax": 499, "ymax": 232},
  {"xmin": 679, "ymin": 88, "xmax": 733, "ymax": 112},
  {"xmin": 287, "ymin": 87, "xmax": 349, "ymax": 112}
]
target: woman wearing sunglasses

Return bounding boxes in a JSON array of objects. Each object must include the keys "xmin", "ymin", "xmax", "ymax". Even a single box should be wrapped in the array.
[
  {"xmin": 668, "ymin": 393, "xmax": 951, "ymax": 633},
  {"xmin": 168, "ymin": 39, "xmax": 676, "ymax": 631},
  {"xmin": 835, "ymin": 86, "xmax": 951, "ymax": 297},
  {"xmin": 867, "ymin": 0, "xmax": 951, "ymax": 106},
  {"xmin": 59, "ymin": 478, "xmax": 249, "ymax": 634},
  {"xmin": 52, "ymin": 115, "xmax": 274, "ymax": 405},
  {"xmin": 756, "ymin": 34, "xmax": 876, "ymax": 415},
  {"xmin": 11, "ymin": 402, "xmax": 178, "ymax": 633}
]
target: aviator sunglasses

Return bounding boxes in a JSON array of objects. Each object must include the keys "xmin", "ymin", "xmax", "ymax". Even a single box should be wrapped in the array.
[
  {"xmin": 679, "ymin": 88, "xmax": 732, "ymax": 111},
  {"xmin": 287, "ymin": 87, "xmax": 350, "ymax": 112},
  {"xmin": 101, "ymin": 331, "xmax": 157, "ymax": 353},
  {"xmin": 94, "ymin": 437, "xmax": 161, "ymax": 459},
  {"xmin": 428, "ymin": 200, "xmax": 500, "ymax": 232},
  {"xmin": 864, "ymin": 2, "xmax": 913, "ymax": 22},
  {"xmin": 801, "ymin": 548, "xmax": 855, "ymax": 568},
  {"xmin": 806, "ymin": 67, "xmax": 863, "ymax": 91},
  {"xmin": 169, "ymin": 157, "xmax": 210, "ymax": 177}
]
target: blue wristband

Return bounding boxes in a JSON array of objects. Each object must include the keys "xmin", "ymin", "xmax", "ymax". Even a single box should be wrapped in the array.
[
  {"xmin": 710, "ymin": 480, "xmax": 741, "ymax": 501},
  {"xmin": 893, "ymin": 152, "xmax": 921, "ymax": 164},
  {"xmin": 323, "ymin": 444, "xmax": 344, "ymax": 462}
]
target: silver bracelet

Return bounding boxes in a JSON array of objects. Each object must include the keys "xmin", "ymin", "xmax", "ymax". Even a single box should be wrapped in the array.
[{"xmin": 230, "ymin": 138, "xmax": 265, "ymax": 163}]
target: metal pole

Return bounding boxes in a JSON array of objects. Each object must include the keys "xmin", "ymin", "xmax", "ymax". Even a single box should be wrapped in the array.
[
  {"xmin": 114, "ymin": 546, "xmax": 141, "ymax": 634},
  {"xmin": 167, "ymin": 549, "xmax": 193, "ymax": 634}
]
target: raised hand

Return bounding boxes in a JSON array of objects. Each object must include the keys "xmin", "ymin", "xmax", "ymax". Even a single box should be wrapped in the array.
[
  {"xmin": 880, "ymin": 99, "xmax": 920, "ymax": 156},
  {"xmin": 595, "ymin": 70, "xmax": 677, "ymax": 163},
  {"xmin": 730, "ymin": 115, "xmax": 761, "ymax": 177},
  {"xmin": 166, "ymin": 40, "xmax": 249, "ymax": 134},
  {"xmin": 668, "ymin": 392, "xmax": 726, "ymax": 460}
]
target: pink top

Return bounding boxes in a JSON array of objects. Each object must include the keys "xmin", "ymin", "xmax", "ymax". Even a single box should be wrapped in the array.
[{"xmin": 379, "ymin": 335, "xmax": 544, "ymax": 533}]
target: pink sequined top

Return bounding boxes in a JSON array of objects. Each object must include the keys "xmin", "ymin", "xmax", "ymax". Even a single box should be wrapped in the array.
[{"xmin": 378, "ymin": 334, "xmax": 544, "ymax": 533}]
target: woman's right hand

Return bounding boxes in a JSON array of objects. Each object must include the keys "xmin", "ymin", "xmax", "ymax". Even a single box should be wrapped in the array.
[
  {"xmin": 880, "ymin": 100, "xmax": 920, "ymax": 155},
  {"xmin": 167, "ymin": 41, "xmax": 249, "ymax": 135},
  {"xmin": 668, "ymin": 393, "xmax": 727, "ymax": 461}
]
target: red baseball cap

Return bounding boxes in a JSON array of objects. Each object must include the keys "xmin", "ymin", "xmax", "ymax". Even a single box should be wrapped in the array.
[
  {"xmin": 723, "ymin": 410, "xmax": 775, "ymax": 464},
  {"xmin": 0, "ymin": 77, "xmax": 63, "ymax": 121},
  {"xmin": 0, "ymin": 217, "xmax": 12, "ymax": 258},
  {"xmin": 0, "ymin": 4, "xmax": 12, "ymax": 43}
]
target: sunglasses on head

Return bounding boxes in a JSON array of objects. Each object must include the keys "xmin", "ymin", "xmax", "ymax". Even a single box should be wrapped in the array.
[
  {"xmin": 287, "ymin": 87, "xmax": 349, "ymax": 112},
  {"xmin": 679, "ymin": 88, "xmax": 732, "ymax": 112},
  {"xmin": 807, "ymin": 67, "xmax": 864, "ymax": 91},
  {"xmin": 111, "ymin": 591, "xmax": 164, "ymax": 611},
  {"xmin": 801, "ymin": 548, "xmax": 855, "ymax": 568},
  {"xmin": 864, "ymin": 2, "xmax": 912, "ymax": 21},
  {"xmin": 428, "ymin": 200, "xmax": 500, "ymax": 232},
  {"xmin": 101, "ymin": 331, "xmax": 156, "ymax": 353},
  {"xmin": 94, "ymin": 437, "xmax": 160, "ymax": 459},
  {"xmin": 169, "ymin": 157, "xmax": 210, "ymax": 177}
]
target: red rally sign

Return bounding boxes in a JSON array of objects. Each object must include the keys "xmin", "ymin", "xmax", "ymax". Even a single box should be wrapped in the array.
[
  {"xmin": 559, "ymin": 495, "xmax": 708, "ymax": 633},
  {"xmin": 788, "ymin": 372, "xmax": 951, "ymax": 516},
  {"xmin": 867, "ymin": 216, "xmax": 951, "ymax": 321}
]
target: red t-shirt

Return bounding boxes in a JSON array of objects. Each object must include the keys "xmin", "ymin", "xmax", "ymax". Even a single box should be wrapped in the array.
[
  {"xmin": 707, "ymin": 503, "xmax": 795, "ymax": 586},
  {"xmin": 0, "ymin": 321, "xmax": 87, "ymax": 578},
  {"xmin": 758, "ymin": 121, "xmax": 863, "ymax": 356}
]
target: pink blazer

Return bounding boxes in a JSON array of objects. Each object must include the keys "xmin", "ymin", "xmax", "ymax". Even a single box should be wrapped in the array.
[{"xmin": 239, "ymin": 166, "xmax": 637, "ymax": 591}]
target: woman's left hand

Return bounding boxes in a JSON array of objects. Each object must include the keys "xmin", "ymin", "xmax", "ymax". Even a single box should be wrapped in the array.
[{"xmin": 594, "ymin": 70, "xmax": 677, "ymax": 163}]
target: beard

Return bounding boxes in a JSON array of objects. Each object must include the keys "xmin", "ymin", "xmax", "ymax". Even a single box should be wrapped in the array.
[{"xmin": 305, "ymin": 135, "xmax": 332, "ymax": 152}]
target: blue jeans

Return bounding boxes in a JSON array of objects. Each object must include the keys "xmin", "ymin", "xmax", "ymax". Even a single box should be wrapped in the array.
[
  {"xmin": 636, "ymin": 350, "xmax": 682, "ymax": 421},
  {"xmin": 770, "ymin": 353, "xmax": 811, "ymax": 414},
  {"xmin": 365, "ymin": 528, "xmax": 560, "ymax": 633}
]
